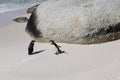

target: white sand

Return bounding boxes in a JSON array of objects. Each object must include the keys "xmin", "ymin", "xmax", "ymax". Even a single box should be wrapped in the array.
[{"xmin": 0, "ymin": 10, "xmax": 120, "ymax": 80}]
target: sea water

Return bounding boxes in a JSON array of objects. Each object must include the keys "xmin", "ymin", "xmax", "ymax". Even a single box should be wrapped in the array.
[
  {"xmin": 0, "ymin": 0, "xmax": 46, "ymax": 13},
  {"xmin": 0, "ymin": 0, "xmax": 47, "ymax": 26}
]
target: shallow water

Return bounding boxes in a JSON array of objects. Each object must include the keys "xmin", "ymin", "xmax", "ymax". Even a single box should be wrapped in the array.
[
  {"xmin": 0, "ymin": 0, "xmax": 46, "ymax": 13},
  {"xmin": 0, "ymin": 0, "xmax": 47, "ymax": 27}
]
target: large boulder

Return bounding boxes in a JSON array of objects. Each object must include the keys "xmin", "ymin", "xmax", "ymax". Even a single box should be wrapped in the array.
[{"xmin": 26, "ymin": 0, "xmax": 120, "ymax": 44}]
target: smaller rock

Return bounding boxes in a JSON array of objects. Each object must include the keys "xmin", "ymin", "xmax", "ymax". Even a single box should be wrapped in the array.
[
  {"xmin": 13, "ymin": 17, "xmax": 28, "ymax": 23},
  {"xmin": 27, "ymin": 4, "xmax": 40, "ymax": 13}
]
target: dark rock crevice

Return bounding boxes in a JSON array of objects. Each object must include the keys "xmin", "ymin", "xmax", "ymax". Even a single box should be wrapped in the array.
[
  {"xmin": 26, "ymin": 10, "xmax": 42, "ymax": 38},
  {"xmin": 81, "ymin": 23, "xmax": 120, "ymax": 44},
  {"xmin": 84, "ymin": 23, "xmax": 120, "ymax": 38}
]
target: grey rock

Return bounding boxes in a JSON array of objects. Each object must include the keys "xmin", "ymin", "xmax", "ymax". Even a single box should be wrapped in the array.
[
  {"xmin": 13, "ymin": 17, "xmax": 28, "ymax": 23},
  {"xmin": 26, "ymin": 0, "xmax": 120, "ymax": 44},
  {"xmin": 27, "ymin": 4, "xmax": 40, "ymax": 13}
]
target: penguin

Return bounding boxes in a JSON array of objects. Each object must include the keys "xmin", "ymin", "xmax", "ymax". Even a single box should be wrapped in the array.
[{"xmin": 28, "ymin": 40, "xmax": 36, "ymax": 55}]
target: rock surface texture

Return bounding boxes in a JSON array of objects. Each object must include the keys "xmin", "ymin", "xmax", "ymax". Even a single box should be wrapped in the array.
[{"xmin": 26, "ymin": 0, "xmax": 120, "ymax": 44}]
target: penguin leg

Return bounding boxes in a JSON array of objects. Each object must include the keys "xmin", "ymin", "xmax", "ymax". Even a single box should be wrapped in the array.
[{"xmin": 50, "ymin": 40, "xmax": 65, "ymax": 55}]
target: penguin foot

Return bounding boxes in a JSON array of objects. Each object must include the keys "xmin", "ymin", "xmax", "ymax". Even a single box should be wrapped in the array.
[
  {"xmin": 50, "ymin": 40, "xmax": 66, "ymax": 55},
  {"xmin": 55, "ymin": 50, "xmax": 65, "ymax": 55}
]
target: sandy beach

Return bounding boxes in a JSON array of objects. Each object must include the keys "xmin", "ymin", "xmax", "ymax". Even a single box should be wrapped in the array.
[{"xmin": 0, "ymin": 9, "xmax": 120, "ymax": 80}]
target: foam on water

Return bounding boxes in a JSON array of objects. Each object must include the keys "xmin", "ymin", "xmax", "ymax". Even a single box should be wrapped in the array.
[{"xmin": 0, "ymin": 0, "xmax": 46, "ymax": 13}]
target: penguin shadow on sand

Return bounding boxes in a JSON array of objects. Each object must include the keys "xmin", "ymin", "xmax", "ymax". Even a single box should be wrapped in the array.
[
  {"xmin": 29, "ymin": 50, "xmax": 45, "ymax": 55},
  {"xmin": 28, "ymin": 40, "xmax": 68, "ymax": 55},
  {"xmin": 28, "ymin": 40, "xmax": 45, "ymax": 55}
]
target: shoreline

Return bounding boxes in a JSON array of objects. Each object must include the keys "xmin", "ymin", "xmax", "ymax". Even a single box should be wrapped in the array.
[
  {"xmin": 0, "ymin": 4, "xmax": 120, "ymax": 80},
  {"xmin": 0, "ymin": 8, "xmax": 29, "ymax": 27}
]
